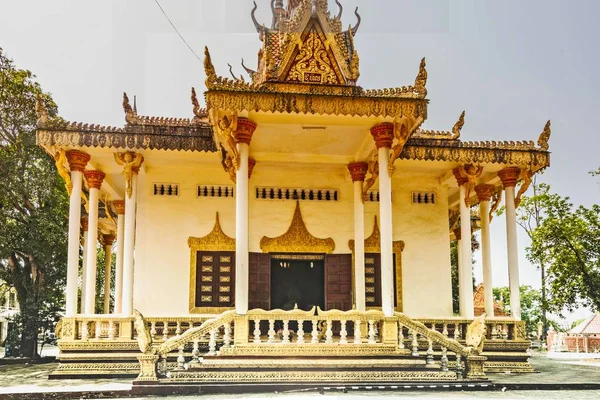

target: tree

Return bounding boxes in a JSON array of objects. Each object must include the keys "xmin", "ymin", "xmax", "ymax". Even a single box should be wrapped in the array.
[
  {"xmin": 0, "ymin": 48, "xmax": 68, "ymax": 357},
  {"xmin": 529, "ymin": 187, "xmax": 600, "ymax": 313},
  {"xmin": 450, "ymin": 233, "xmax": 479, "ymax": 315},
  {"xmin": 494, "ymin": 285, "xmax": 542, "ymax": 335}
]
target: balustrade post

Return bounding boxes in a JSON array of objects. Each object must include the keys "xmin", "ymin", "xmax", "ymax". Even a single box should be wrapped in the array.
[
  {"xmin": 108, "ymin": 320, "xmax": 115, "ymax": 340},
  {"xmin": 466, "ymin": 355, "xmax": 487, "ymax": 380},
  {"xmin": 311, "ymin": 320, "xmax": 319, "ymax": 343},
  {"xmin": 398, "ymin": 324, "xmax": 405, "ymax": 349},
  {"xmin": 411, "ymin": 330, "xmax": 419, "ymax": 357},
  {"xmin": 297, "ymin": 320, "xmax": 305, "ymax": 344},
  {"xmin": 268, "ymin": 319, "xmax": 276, "ymax": 343},
  {"xmin": 325, "ymin": 320, "xmax": 333, "ymax": 344},
  {"xmin": 354, "ymin": 320, "xmax": 362, "ymax": 344},
  {"xmin": 175, "ymin": 321, "xmax": 182, "ymax": 336},
  {"xmin": 150, "ymin": 321, "xmax": 157, "ymax": 340},
  {"xmin": 442, "ymin": 323, "xmax": 449, "ymax": 338},
  {"xmin": 253, "ymin": 319, "xmax": 261, "ymax": 344},
  {"xmin": 176, "ymin": 346, "xmax": 185, "ymax": 370},
  {"xmin": 282, "ymin": 320, "xmax": 291, "ymax": 344},
  {"xmin": 191, "ymin": 340, "xmax": 200, "ymax": 364},
  {"xmin": 368, "ymin": 320, "xmax": 376, "ymax": 344},
  {"xmin": 223, "ymin": 321, "xmax": 232, "ymax": 348},
  {"xmin": 441, "ymin": 347, "xmax": 449, "ymax": 372},
  {"xmin": 208, "ymin": 329, "xmax": 217, "ymax": 356},
  {"xmin": 81, "ymin": 321, "xmax": 89, "ymax": 340},
  {"xmin": 340, "ymin": 320, "xmax": 348, "ymax": 344},
  {"xmin": 162, "ymin": 321, "xmax": 169, "ymax": 341}
]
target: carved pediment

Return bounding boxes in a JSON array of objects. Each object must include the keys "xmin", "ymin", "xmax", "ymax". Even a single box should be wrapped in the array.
[
  {"xmin": 188, "ymin": 212, "xmax": 235, "ymax": 251},
  {"xmin": 348, "ymin": 216, "xmax": 405, "ymax": 254},
  {"xmin": 260, "ymin": 201, "xmax": 335, "ymax": 254}
]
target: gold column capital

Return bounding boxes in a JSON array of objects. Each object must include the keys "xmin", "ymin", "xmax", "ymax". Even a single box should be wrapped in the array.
[
  {"xmin": 84, "ymin": 170, "xmax": 106, "ymax": 190},
  {"xmin": 475, "ymin": 184, "xmax": 495, "ymax": 202},
  {"xmin": 233, "ymin": 118, "xmax": 257, "ymax": 145},
  {"xmin": 370, "ymin": 123, "xmax": 395, "ymax": 149},
  {"xmin": 112, "ymin": 200, "xmax": 125, "ymax": 215},
  {"xmin": 348, "ymin": 162, "xmax": 369, "ymax": 182},
  {"xmin": 498, "ymin": 167, "xmax": 521, "ymax": 189},
  {"xmin": 66, "ymin": 150, "xmax": 90, "ymax": 172}
]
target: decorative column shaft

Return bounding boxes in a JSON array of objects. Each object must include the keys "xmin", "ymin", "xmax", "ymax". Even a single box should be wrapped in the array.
[
  {"xmin": 83, "ymin": 170, "xmax": 105, "ymax": 314},
  {"xmin": 80, "ymin": 218, "xmax": 89, "ymax": 314},
  {"xmin": 476, "ymin": 184, "xmax": 495, "ymax": 317},
  {"xmin": 499, "ymin": 167, "xmax": 522, "ymax": 320},
  {"xmin": 233, "ymin": 118, "xmax": 256, "ymax": 315},
  {"xmin": 65, "ymin": 150, "xmax": 90, "ymax": 316},
  {"xmin": 371, "ymin": 123, "xmax": 395, "ymax": 317},
  {"xmin": 348, "ymin": 162, "xmax": 369, "ymax": 312},
  {"xmin": 113, "ymin": 201, "xmax": 126, "ymax": 314},
  {"xmin": 102, "ymin": 234, "xmax": 115, "ymax": 314},
  {"xmin": 453, "ymin": 168, "xmax": 474, "ymax": 319}
]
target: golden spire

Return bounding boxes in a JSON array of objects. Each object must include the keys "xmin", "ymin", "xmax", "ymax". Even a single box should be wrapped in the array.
[
  {"xmin": 414, "ymin": 57, "xmax": 428, "ymax": 98},
  {"xmin": 537, "ymin": 120, "xmax": 551, "ymax": 151},
  {"xmin": 204, "ymin": 46, "xmax": 217, "ymax": 89}
]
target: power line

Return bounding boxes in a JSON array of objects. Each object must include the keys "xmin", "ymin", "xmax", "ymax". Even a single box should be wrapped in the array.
[{"xmin": 153, "ymin": 0, "xmax": 203, "ymax": 63}]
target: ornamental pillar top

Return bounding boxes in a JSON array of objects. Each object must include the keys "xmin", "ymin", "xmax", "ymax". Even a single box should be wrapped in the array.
[
  {"xmin": 112, "ymin": 200, "xmax": 125, "ymax": 215},
  {"xmin": 347, "ymin": 162, "xmax": 369, "ymax": 182},
  {"xmin": 452, "ymin": 167, "xmax": 468, "ymax": 187},
  {"xmin": 370, "ymin": 123, "xmax": 395, "ymax": 149},
  {"xmin": 66, "ymin": 150, "xmax": 90, "ymax": 172},
  {"xmin": 475, "ymin": 184, "xmax": 495, "ymax": 202},
  {"xmin": 498, "ymin": 167, "xmax": 521, "ymax": 189},
  {"xmin": 233, "ymin": 118, "xmax": 257, "ymax": 145},
  {"xmin": 84, "ymin": 170, "xmax": 106, "ymax": 190},
  {"xmin": 102, "ymin": 234, "xmax": 116, "ymax": 247}
]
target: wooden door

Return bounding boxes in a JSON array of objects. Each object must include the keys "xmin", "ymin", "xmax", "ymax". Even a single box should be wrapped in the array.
[
  {"xmin": 249, "ymin": 253, "xmax": 271, "ymax": 310},
  {"xmin": 324, "ymin": 254, "xmax": 352, "ymax": 311}
]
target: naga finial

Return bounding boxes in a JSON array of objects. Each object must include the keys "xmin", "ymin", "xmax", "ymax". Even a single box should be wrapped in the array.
[
  {"xmin": 537, "ymin": 120, "xmax": 551, "ymax": 151},
  {"xmin": 251, "ymin": 1, "xmax": 267, "ymax": 36},
  {"xmin": 351, "ymin": 7, "xmax": 361, "ymax": 36},
  {"xmin": 452, "ymin": 111, "xmax": 466, "ymax": 139},
  {"xmin": 122, "ymin": 92, "xmax": 136, "ymax": 124},
  {"xmin": 227, "ymin": 63, "xmax": 244, "ymax": 82},
  {"xmin": 335, "ymin": 0, "xmax": 343, "ymax": 20},
  {"xmin": 204, "ymin": 46, "xmax": 217, "ymax": 89},
  {"xmin": 191, "ymin": 87, "xmax": 207, "ymax": 120},
  {"xmin": 241, "ymin": 58, "xmax": 257, "ymax": 81},
  {"xmin": 414, "ymin": 57, "xmax": 428, "ymax": 97}
]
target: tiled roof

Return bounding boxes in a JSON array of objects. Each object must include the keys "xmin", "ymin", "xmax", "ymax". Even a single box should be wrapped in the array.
[{"xmin": 569, "ymin": 314, "xmax": 600, "ymax": 334}]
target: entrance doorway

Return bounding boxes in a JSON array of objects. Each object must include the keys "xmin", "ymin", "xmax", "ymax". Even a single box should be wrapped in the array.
[{"xmin": 270, "ymin": 257, "xmax": 325, "ymax": 312}]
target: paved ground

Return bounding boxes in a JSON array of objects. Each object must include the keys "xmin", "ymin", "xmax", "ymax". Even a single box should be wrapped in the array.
[{"xmin": 1, "ymin": 353, "xmax": 600, "ymax": 399}]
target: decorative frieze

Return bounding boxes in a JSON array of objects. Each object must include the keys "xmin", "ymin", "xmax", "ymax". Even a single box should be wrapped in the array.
[{"xmin": 255, "ymin": 187, "xmax": 339, "ymax": 202}]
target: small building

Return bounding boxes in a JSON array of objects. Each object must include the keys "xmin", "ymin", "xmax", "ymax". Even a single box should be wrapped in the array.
[{"xmin": 549, "ymin": 314, "xmax": 600, "ymax": 353}]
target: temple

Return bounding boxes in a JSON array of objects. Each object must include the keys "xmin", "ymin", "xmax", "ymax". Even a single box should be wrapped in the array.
[{"xmin": 36, "ymin": 0, "xmax": 550, "ymax": 385}]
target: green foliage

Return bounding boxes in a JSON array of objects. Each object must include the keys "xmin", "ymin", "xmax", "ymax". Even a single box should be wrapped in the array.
[
  {"xmin": 450, "ymin": 235, "xmax": 478, "ymax": 315},
  {"xmin": 494, "ymin": 285, "xmax": 542, "ymax": 335},
  {"xmin": 528, "ymin": 186, "xmax": 600, "ymax": 313},
  {"xmin": 0, "ymin": 48, "xmax": 68, "ymax": 357}
]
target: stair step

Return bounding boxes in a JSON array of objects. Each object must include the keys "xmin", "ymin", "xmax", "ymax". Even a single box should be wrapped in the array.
[{"xmin": 189, "ymin": 357, "xmax": 439, "ymax": 370}]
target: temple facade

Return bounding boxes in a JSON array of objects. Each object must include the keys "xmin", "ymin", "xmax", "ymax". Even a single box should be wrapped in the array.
[{"xmin": 36, "ymin": 0, "xmax": 550, "ymax": 384}]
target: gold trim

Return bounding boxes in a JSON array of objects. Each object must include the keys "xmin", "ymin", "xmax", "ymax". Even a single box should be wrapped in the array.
[
  {"xmin": 188, "ymin": 212, "xmax": 236, "ymax": 314},
  {"xmin": 260, "ymin": 202, "xmax": 335, "ymax": 254},
  {"xmin": 349, "ymin": 216, "xmax": 404, "ymax": 311}
]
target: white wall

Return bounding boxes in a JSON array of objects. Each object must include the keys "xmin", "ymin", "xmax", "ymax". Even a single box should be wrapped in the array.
[{"xmin": 133, "ymin": 162, "xmax": 453, "ymax": 317}]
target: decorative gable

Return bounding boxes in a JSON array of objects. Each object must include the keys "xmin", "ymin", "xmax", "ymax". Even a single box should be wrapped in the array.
[{"xmin": 282, "ymin": 21, "xmax": 345, "ymax": 85}]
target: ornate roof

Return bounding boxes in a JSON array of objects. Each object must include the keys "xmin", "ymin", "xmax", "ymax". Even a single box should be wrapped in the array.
[{"xmin": 36, "ymin": 92, "xmax": 216, "ymax": 152}]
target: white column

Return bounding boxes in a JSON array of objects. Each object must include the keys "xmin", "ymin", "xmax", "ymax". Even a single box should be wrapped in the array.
[
  {"xmin": 458, "ymin": 184, "xmax": 474, "ymax": 319},
  {"xmin": 65, "ymin": 150, "xmax": 89, "ymax": 316},
  {"xmin": 122, "ymin": 175, "xmax": 138, "ymax": 316},
  {"xmin": 232, "ymin": 118, "xmax": 256, "ymax": 315},
  {"xmin": 113, "ymin": 202, "xmax": 126, "ymax": 314},
  {"xmin": 348, "ymin": 162, "xmax": 368, "ymax": 312},
  {"xmin": 103, "ymin": 236, "xmax": 114, "ymax": 314},
  {"xmin": 476, "ymin": 184, "xmax": 495, "ymax": 317},
  {"xmin": 80, "ymin": 221, "xmax": 89, "ymax": 314},
  {"xmin": 83, "ymin": 171, "xmax": 104, "ymax": 314},
  {"xmin": 378, "ymin": 150, "xmax": 395, "ymax": 317},
  {"xmin": 235, "ymin": 142, "xmax": 250, "ymax": 315},
  {"xmin": 500, "ymin": 167, "xmax": 522, "ymax": 320}
]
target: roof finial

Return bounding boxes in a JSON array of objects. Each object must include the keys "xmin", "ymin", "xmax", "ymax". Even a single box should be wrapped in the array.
[
  {"xmin": 335, "ymin": 0, "xmax": 343, "ymax": 20},
  {"xmin": 241, "ymin": 58, "xmax": 257, "ymax": 81},
  {"xmin": 537, "ymin": 120, "xmax": 551, "ymax": 151},
  {"xmin": 452, "ymin": 111, "xmax": 465, "ymax": 139},
  {"xmin": 204, "ymin": 46, "xmax": 217, "ymax": 89},
  {"xmin": 191, "ymin": 87, "xmax": 207, "ymax": 120},
  {"xmin": 351, "ymin": 7, "xmax": 361, "ymax": 36},
  {"xmin": 414, "ymin": 57, "xmax": 428, "ymax": 98},
  {"xmin": 227, "ymin": 63, "xmax": 244, "ymax": 82},
  {"xmin": 133, "ymin": 95, "xmax": 137, "ymax": 114},
  {"xmin": 122, "ymin": 92, "xmax": 137, "ymax": 124},
  {"xmin": 251, "ymin": 1, "xmax": 267, "ymax": 36}
]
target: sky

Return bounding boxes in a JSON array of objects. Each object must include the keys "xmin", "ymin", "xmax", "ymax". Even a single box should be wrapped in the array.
[{"xmin": 1, "ymin": 0, "xmax": 598, "ymax": 321}]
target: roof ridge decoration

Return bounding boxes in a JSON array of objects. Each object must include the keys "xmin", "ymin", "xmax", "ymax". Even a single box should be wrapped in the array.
[{"xmin": 414, "ymin": 111, "xmax": 465, "ymax": 140}]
